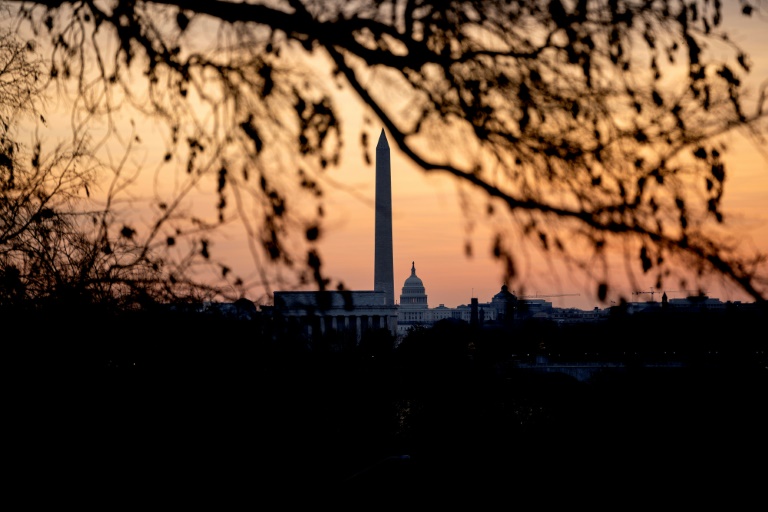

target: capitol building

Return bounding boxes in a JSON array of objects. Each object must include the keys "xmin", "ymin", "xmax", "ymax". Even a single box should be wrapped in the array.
[
  {"xmin": 395, "ymin": 261, "xmax": 487, "ymax": 335},
  {"xmin": 395, "ymin": 261, "xmax": 566, "ymax": 336}
]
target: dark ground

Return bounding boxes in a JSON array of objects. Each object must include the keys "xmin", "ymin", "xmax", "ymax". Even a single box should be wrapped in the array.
[
  {"xmin": 7, "ymin": 310, "xmax": 768, "ymax": 506},
  {"xmin": 13, "ymin": 353, "xmax": 767, "ymax": 507}
]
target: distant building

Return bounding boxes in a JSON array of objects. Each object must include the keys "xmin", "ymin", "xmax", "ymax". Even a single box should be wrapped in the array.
[
  {"xmin": 549, "ymin": 307, "xmax": 609, "ymax": 324},
  {"xmin": 608, "ymin": 291, "xmax": 734, "ymax": 317},
  {"xmin": 665, "ymin": 294, "xmax": 728, "ymax": 312},
  {"xmin": 199, "ymin": 299, "xmax": 258, "ymax": 320},
  {"xmin": 273, "ymin": 290, "xmax": 398, "ymax": 340},
  {"xmin": 490, "ymin": 285, "xmax": 517, "ymax": 322},
  {"xmin": 271, "ymin": 129, "xmax": 398, "ymax": 340},
  {"xmin": 396, "ymin": 261, "xmax": 429, "ymax": 335},
  {"xmin": 395, "ymin": 270, "xmax": 499, "ymax": 336}
]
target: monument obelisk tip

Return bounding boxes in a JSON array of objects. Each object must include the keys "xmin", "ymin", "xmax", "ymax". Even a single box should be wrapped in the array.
[{"xmin": 376, "ymin": 128, "xmax": 389, "ymax": 150}]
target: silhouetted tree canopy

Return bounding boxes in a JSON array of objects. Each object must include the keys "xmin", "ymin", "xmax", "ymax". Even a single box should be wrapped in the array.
[
  {"xmin": 0, "ymin": 23, "xmax": 231, "ymax": 311},
  {"xmin": 4, "ymin": 0, "xmax": 768, "ymax": 305}
]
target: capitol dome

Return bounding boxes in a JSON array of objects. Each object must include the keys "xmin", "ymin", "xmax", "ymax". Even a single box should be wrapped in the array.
[{"xmin": 399, "ymin": 261, "xmax": 428, "ymax": 309}]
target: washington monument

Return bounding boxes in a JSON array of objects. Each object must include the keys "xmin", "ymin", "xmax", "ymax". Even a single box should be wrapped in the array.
[{"xmin": 374, "ymin": 129, "xmax": 395, "ymax": 305}]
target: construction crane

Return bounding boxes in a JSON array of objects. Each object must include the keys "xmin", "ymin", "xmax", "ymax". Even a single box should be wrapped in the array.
[
  {"xmin": 664, "ymin": 289, "xmax": 707, "ymax": 297},
  {"xmin": 632, "ymin": 288, "xmax": 661, "ymax": 300},
  {"xmin": 519, "ymin": 293, "xmax": 580, "ymax": 299},
  {"xmin": 633, "ymin": 288, "xmax": 707, "ymax": 300}
]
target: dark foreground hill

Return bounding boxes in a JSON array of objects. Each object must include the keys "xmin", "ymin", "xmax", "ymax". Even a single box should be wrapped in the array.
[{"xmin": 6, "ymin": 307, "xmax": 767, "ymax": 506}]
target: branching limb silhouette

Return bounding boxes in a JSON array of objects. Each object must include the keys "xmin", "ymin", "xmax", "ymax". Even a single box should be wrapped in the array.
[{"xmin": 4, "ymin": 0, "xmax": 767, "ymax": 304}]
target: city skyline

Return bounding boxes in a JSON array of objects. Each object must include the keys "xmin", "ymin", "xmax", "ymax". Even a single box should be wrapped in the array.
[{"xmin": 311, "ymin": 121, "xmax": 766, "ymax": 311}]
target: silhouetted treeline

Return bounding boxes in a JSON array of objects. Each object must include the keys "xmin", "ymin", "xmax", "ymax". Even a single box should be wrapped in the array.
[
  {"xmin": 8, "ymin": 302, "xmax": 767, "ymax": 502},
  {"xmin": 540, "ymin": 304, "xmax": 768, "ymax": 363}
]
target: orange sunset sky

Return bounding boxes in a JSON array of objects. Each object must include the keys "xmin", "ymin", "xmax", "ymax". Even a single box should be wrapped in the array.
[
  {"xmin": 18, "ymin": 3, "xmax": 768, "ymax": 311},
  {"xmin": 310, "ymin": 5, "xmax": 768, "ymax": 310}
]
